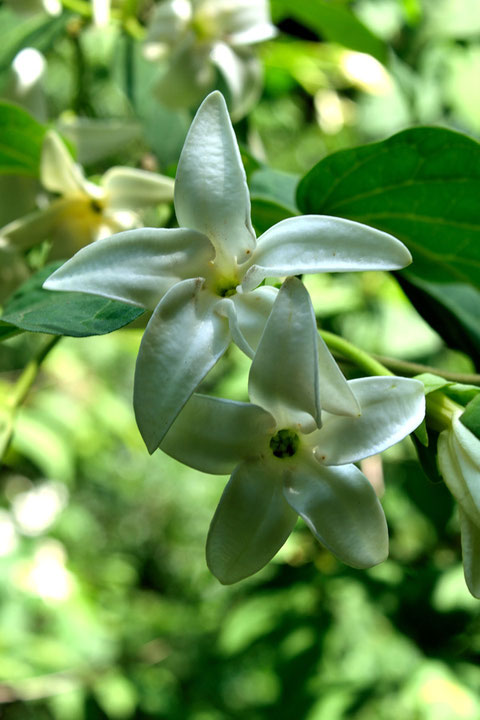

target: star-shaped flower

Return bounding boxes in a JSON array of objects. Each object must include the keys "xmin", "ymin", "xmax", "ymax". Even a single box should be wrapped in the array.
[
  {"xmin": 144, "ymin": 0, "xmax": 277, "ymax": 119},
  {"xmin": 44, "ymin": 91, "xmax": 413, "ymax": 453},
  {"xmin": 437, "ymin": 411, "xmax": 480, "ymax": 597},
  {"xmin": 160, "ymin": 277, "xmax": 425, "ymax": 584},
  {"xmin": 1, "ymin": 130, "xmax": 175, "ymax": 260}
]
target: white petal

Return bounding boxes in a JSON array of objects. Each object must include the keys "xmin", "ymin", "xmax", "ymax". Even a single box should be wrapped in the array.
[
  {"xmin": 202, "ymin": 0, "xmax": 277, "ymax": 45},
  {"xmin": 0, "ymin": 199, "xmax": 74, "ymax": 251},
  {"xmin": 102, "ymin": 167, "xmax": 174, "ymax": 209},
  {"xmin": 154, "ymin": 39, "xmax": 216, "ymax": 108},
  {"xmin": 144, "ymin": 0, "xmax": 191, "ymax": 48},
  {"xmin": 242, "ymin": 216, "xmax": 412, "ymax": 291},
  {"xmin": 174, "ymin": 91, "xmax": 256, "ymax": 264},
  {"xmin": 438, "ymin": 417, "xmax": 480, "ymax": 524},
  {"xmin": 206, "ymin": 458, "xmax": 298, "ymax": 584},
  {"xmin": 231, "ymin": 285, "xmax": 277, "ymax": 352},
  {"xmin": 41, "ymin": 130, "xmax": 89, "ymax": 197},
  {"xmin": 249, "ymin": 277, "xmax": 321, "ymax": 432},
  {"xmin": 43, "ymin": 227, "xmax": 214, "ymax": 310},
  {"xmin": 216, "ymin": 297, "xmax": 256, "ymax": 357},
  {"xmin": 283, "ymin": 452, "xmax": 388, "ymax": 568},
  {"xmin": 134, "ymin": 279, "xmax": 230, "ymax": 453},
  {"xmin": 160, "ymin": 394, "xmax": 275, "ymax": 474},
  {"xmin": 312, "ymin": 377, "xmax": 425, "ymax": 465},
  {"xmin": 210, "ymin": 43, "xmax": 263, "ymax": 121},
  {"xmin": 316, "ymin": 332, "xmax": 360, "ymax": 418},
  {"xmin": 459, "ymin": 508, "xmax": 480, "ymax": 599}
]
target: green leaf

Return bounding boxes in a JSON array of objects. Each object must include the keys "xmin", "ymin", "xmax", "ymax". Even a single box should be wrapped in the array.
[
  {"xmin": 444, "ymin": 383, "xmax": 480, "ymax": 407},
  {"xmin": 275, "ymin": 0, "xmax": 387, "ymax": 64},
  {"xmin": 0, "ymin": 321, "xmax": 23, "ymax": 342},
  {"xmin": 460, "ymin": 394, "xmax": 480, "ymax": 440},
  {"xmin": 0, "ymin": 102, "xmax": 47, "ymax": 176},
  {"xmin": 412, "ymin": 430, "xmax": 443, "ymax": 484},
  {"xmin": 297, "ymin": 127, "xmax": 480, "ymax": 289},
  {"xmin": 249, "ymin": 167, "xmax": 299, "ymax": 211},
  {"xmin": 250, "ymin": 197, "xmax": 297, "ymax": 236},
  {"xmin": 397, "ymin": 273, "xmax": 480, "ymax": 359},
  {"xmin": 1, "ymin": 263, "xmax": 145, "ymax": 337},
  {"xmin": 415, "ymin": 373, "xmax": 452, "ymax": 396}
]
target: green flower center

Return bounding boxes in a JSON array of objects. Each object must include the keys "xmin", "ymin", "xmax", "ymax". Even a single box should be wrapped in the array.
[{"xmin": 270, "ymin": 429, "xmax": 300, "ymax": 459}]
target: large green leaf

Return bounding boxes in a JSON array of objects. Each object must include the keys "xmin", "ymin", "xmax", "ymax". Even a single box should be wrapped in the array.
[
  {"xmin": 297, "ymin": 127, "xmax": 480, "ymax": 289},
  {"xmin": 274, "ymin": 0, "xmax": 387, "ymax": 64},
  {"xmin": 1, "ymin": 263, "xmax": 145, "ymax": 337},
  {"xmin": 0, "ymin": 102, "xmax": 47, "ymax": 176}
]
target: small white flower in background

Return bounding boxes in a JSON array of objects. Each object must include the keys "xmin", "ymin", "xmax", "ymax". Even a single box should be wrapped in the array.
[
  {"xmin": 437, "ymin": 411, "xmax": 480, "ymax": 598},
  {"xmin": 160, "ymin": 278, "xmax": 425, "ymax": 584},
  {"xmin": 0, "ymin": 130, "xmax": 175, "ymax": 260},
  {"xmin": 144, "ymin": 0, "xmax": 277, "ymax": 120},
  {"xmin": 44, "ymin": 91, "xmax": 413, "ymax": 453}
]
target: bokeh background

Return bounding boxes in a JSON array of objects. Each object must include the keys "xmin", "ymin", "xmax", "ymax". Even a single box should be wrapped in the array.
[{"xmin": 1, "ymin": 1, "xmax": 480, "ymax": 718}]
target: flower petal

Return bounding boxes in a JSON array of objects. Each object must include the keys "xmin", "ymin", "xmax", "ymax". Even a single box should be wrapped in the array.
[
  {"xmin": 208, "ymin": 0, "xmax": 277, "ymax": 45},
  {"xmin": 283, "ymin": 452, "xmax": 388, "ymax": 568},
  {"xmin": 249, "ymin": 277, "xmax": 321, "ymax": 432},
  {"xmin": 161, "ymin": 394, "xmax": 275, "ymax": 474},
  {"xmin": 41, "ymin": 130, "xmax": 89, "ymax": 196},
  {"xmin": 134, "ymin": 279, "xmax": 230, "ymax": 453},
  {"xmin": 174, "ymin": 91, "xmax": 256, "ymax": 264},
  {"xmin": 210, "ymin": 43, "xmax": 263, "ymax": 121},
  {"xmin": 144, "ymin": 0, "xmax": 191, "ymax": 49},
  {"xmin": 154, "ymin": 38, "xmax": 215, "ymax": 108},
  {"xmin": 0, "ymin": 199, "xmax": 75, "ymax": 251},
  {"xmin": 43, "ymin": 227, "xmax": 214, "ymax": 310},
  {"xmin": 438, "ymin": 417, "xmax": 480, "ymax": 524},
  {"xmin": 242, "ymin": 215, "xmax": 412, "ymax": 292},
  {"xmin": 316, "ymin": 332, "xmax": 360, "ymax": 417},
  {"xmin": 232, "ymin": 284, "xmax": 278, "ymax": 351},
  {"xmin": 102, "ymin": 167, "xmax": 174, "ymax": 209},
  {"xmin": 312, "ymin": 377, "xmax": 425, "ymax": 465},
  {"xmin": 459, "ymin": 508, "xmax": 480, "ymax": 599},
  {"xmin": 206, "ymin": 458, "xmax": 298, "ymax": 584}
]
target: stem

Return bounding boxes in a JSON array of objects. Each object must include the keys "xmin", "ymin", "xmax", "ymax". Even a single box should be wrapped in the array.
[
  {"xmin": 319, "ymin": 330, "xmax": 392, "ymax": 377},
  {"xmin": 8, "ymin": 336, "xmax": 60, "ymax": 410},
  {"xmin": 370, "ymin": 354, "xmax": 480, "ymax": 386}
]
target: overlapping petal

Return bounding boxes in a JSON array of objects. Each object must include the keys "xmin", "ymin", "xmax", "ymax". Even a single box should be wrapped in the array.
[
  {"xmin": 41, "ymin": 130, "xmax": 87, "ymax": 196},
  {"xmin": 44, "ymin": 227, "xmax": 214, "ymax": 309},
  {"xmin": 206, "ymin": 458, "xmax": 298, "ymax": 584},
  {"xmin": 160, "ymin": 393, "xmax": 275, "ymax": 474},
  {"xmin": 210, "ymin": 43, "xmax": 263, "ymax": 122},
  {"xmin": 0, "ymin": 199, "xmax": 74, "ymax": 251},
  {"xmin": 174, "ymin": 92, "xmax": 256, "ymax": 264},
  {"xmin": 459, "ymin": 508, "xmax": 480, "ymax": 598},
  {"xmin": 249, "ymin": 277, "xmax": 321, "ymax": 432},
  {"xmin": 102, "ymin": 167, "xmax": 174, "ymax": 209},
  {"xmin": 241, "ymin": 216, "xmax": 412, "ymax": 292},
  {"xmin": 312, "ymin": 376, "xmax": 425, "ymax": 465},
  {"xmin": 134, "ymin": 278, "xmax": 230, "ymax": 453},
  {"xmin": 154, "ymin": 39, "xmax": 215, "ymax": 108},
  {"xmin": 206, "ymin": 0, "xmax": 276, "ymax": 44},
  {"xmin": 316, "ymin": 333, "xmax": 360, "ymax": 417},
  {"xmin": 230, "ymin": 285, "xmax": 278, "ymax": 352},
  {"xmin": 438, "ymin": 416, "xmax": 480, "ymax": 525},
  {"xmin": 283, "ymin": 452, "xmax": 389, "ymax": 568}
]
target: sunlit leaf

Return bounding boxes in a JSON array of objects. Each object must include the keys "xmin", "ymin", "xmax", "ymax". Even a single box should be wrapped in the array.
[
  {"xmin": 297, "ymin": 127, "xmax": 480, "ymax": 290},
  {"xmin": 1, "ymin": 263, "xmax": 145, "ymax": 337},
  {"xmin": 0, "ymin": 102, "xmax": 47, "ymax": 176}
]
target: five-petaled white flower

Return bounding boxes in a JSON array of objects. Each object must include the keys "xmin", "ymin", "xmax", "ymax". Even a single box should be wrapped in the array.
[
  {"xmin": 160, "ymin": 277, "xmax": 426, "ymax": 584},
  {"xmin": 437, "ymin": 411, "xmax": 480, "ymax": 598},
  {"xmin": 144, "ymin": 0, "xmax": 277, "ymax": 119},
  {"xmin": 0, "ymin": 130, "xmax": 174, "ymax": 260},
  {"xmin": 44, "ymin": 91, "xmax": 413, "ymax": 453}
]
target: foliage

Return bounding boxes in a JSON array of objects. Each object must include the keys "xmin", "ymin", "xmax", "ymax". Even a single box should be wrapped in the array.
[{"xmin": 0, "ymin": 0, "xmax": 479, "ymax": 718}]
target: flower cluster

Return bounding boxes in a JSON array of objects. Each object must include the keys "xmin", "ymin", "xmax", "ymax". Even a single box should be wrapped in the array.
[
  {"xmin": 44, "ymin": 90, "xmax": 426, "ymax": 583},
  {"xmin": 0, "ymin": 130, "xmax": 174, "ymax": 261},
  {"xmin": 144, "ymin": 0, "xmax": 277, "ymax": 119}
]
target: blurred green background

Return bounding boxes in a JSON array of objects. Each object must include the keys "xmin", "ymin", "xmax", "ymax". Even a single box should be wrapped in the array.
[{"xmin": 1, "ymin": 0, "xmax": 480, "ymax": 718}]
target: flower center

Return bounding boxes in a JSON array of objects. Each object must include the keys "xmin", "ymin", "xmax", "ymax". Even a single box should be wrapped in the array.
[{"xmin": 270, "ymin": 429, "xmax": 300, "ymax": 459}]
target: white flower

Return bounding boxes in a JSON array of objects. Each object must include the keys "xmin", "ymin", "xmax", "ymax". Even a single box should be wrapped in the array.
[
  {"xmin": 0, "ymin": 130, "xmax": 174, "ymax": 259},
  {"xmin": 44, "ymin": 91, "xmax": 412, "ymax": 453},
  {"xmin": 438, "ymin": 413, "xmax": 480, "ymax": 597},
  {"xmin": 144, "ymin": 0, "xmax": 277, "ymax": 119},
  {"xmin": 160, "ymin": 277, "xmax": 425, "ymax": 584}
]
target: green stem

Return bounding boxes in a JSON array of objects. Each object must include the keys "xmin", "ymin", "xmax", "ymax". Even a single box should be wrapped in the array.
[
  {"xmin": 8, "ymin": 336, "xmax": 60, "ymax": 410},
  {"xmin": 320, "ymin": 330, "xmax": 392, "ymax": 377},
  {"xmin": 370, "ymin": 354, "xmax": 480, "ymax": 386}
]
